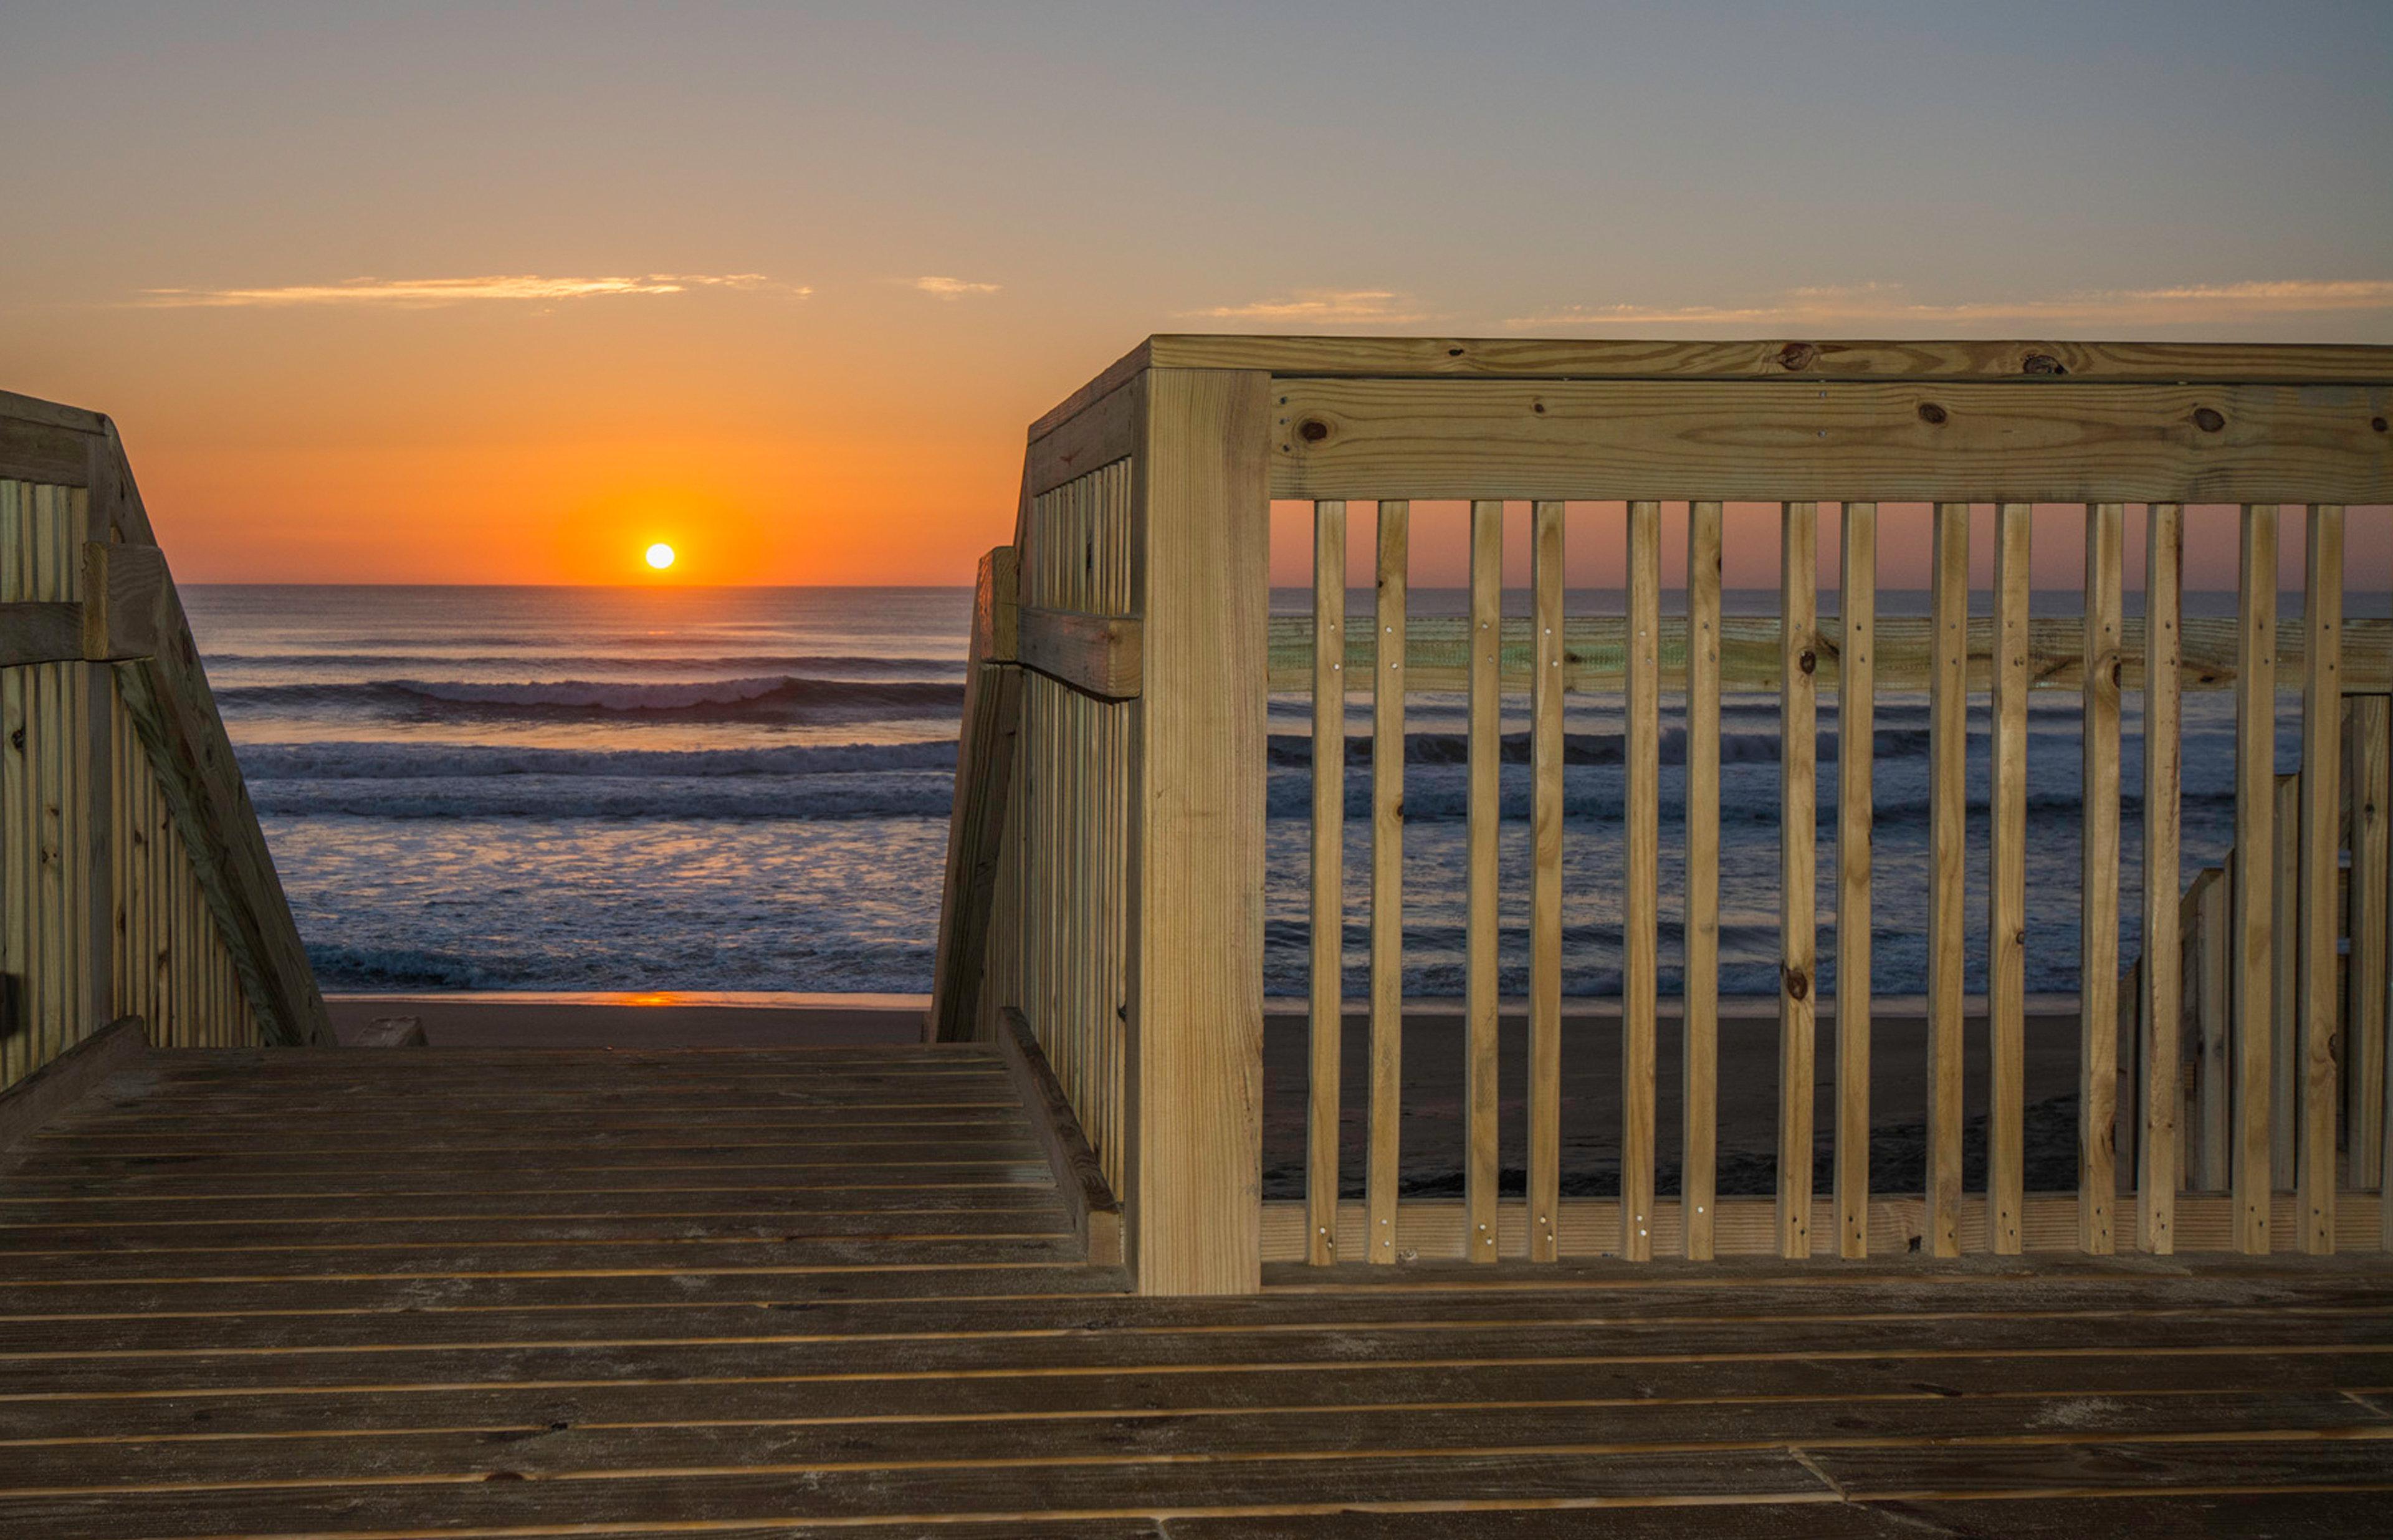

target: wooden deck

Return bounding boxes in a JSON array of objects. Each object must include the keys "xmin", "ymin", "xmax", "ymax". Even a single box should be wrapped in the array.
[{"xmin": 2, "ymin": 1045, "xmax": 2391, "ymax": 1536}]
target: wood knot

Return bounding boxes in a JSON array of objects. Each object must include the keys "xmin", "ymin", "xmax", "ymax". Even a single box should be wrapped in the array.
[
  {"xmin": 1782, "ymin": 967, "xmax": 1810, "ymax": 1002},
  {"xmin": 1777, "ymin": 342, "xmax": 1819, "ymax": 371},
  {"xmin": 1447, "ymin": 347, "xmax": 1466, "ymax": 357},
  {"xmin": 2373, "ymin": 416, "xmax": 2389, "ymax": 433},
  {"xmin": 1297, "ymin": 419, "xmax": 1330, "ymax": 444},
  {"xmin": 1797, "ymin": 648, "xmax": 1817, "ymax": 675},
  {"xmin": 2192, "ymin": 406, "xmax": 2227, "ymax": 434},
  {"xmin": 1916, "ymin": 402, "xmax": 1948, "ymax": 425},
  {"xmin": 2020, "ymin": 352, "xmax": 2066, "ymax": 376},
  {"xmin": 1531, "ymin": 401, "xmax": 1546, "ymax": 415}
]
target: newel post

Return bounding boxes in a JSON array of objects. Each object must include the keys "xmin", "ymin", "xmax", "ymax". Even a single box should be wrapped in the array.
[{"xmin": 1124, "ymin": 366, "xmax": 1269, "ymax": 1294}]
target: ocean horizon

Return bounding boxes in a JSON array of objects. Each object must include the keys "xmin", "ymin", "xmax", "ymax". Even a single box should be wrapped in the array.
[{"xmin": 186, "ymin": 582, "xmax": 2364, "ymax": 1001}]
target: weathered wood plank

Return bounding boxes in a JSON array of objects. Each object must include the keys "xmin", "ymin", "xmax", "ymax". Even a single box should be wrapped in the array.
[{"xmin": 2, "ymin": 1392, "xmax": 2378, "ymax": 1499}]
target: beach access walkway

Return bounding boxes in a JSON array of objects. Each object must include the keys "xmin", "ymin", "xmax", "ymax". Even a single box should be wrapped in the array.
[{"xmin": 3, "ymin": 1038, "xmax": 2391, "ymax": 1536}]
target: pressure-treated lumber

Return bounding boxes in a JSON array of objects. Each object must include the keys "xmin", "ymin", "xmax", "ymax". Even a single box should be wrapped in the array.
[
  {"xmin": 0, "ymin": 1016, "xmax": 145, "ymax": 1155},
  {"xmin": 2297, "ymin": 504, "xmax": 2343, "ymax": 1255},
  {"xmin": 1776, "ymin": 502, "xmax": 1817, "ymax": 1261},
  {"xmin": 930, "ymin": 548, "xmax": 1023, "ymax": 1043},
  {"xmin": 1270, "ymin": 379, "xmax": 2393, "ymax": 504},
  {"xmin": 1925, "ymin": 502, "xmax": 1969, "ymax": 1258},
  {"xmin": 1834, "ymin": 503, "xmax": 1873, "ymax": 1260},
  {"xmin": 1132, "ymin": 333, "xmax": 2393, "ymax": 386},
  {"xmin": 1367, "ymin": 502, "xmax": 1407, "ymax": 1265},
  {"xmin": 1306, "ymin": 501, "xmax": 1344, "ymax": 1265},
  {"xmin": 1989, "ymin": 502, "xmax": 2030, "ymax": 1255},
  {"xmin": 2350, "ymin": 696, "xmax": 2390, "ymax": 1193},
  {"xmin": 1623, "ymin": 500, "xmax": 1660, "ymax": 1263},
  {"xmin": 2139, "ymin": 504, "xmax": 2185, "ymax": 1255},
  {"xmin": 2080, "ymin": 502, "xmax": 2124, "ymax": 1256},
  {"xmin": 1683, "ymin": 501, "xmax": 1722, "ymax": 1262},
  {"xmin": 1126, "ymin": 366, "xmax": 1268, "ymax": 1294},
  {"xmin": 1264, "ymin": 613, "xmax": 2393, "ymax": 696},
  {"xmin": 1463, "ymin": 499, "xmax": 1501, "ymax": 1263},
  {"xmin": 2232, "ymin": 504, "xmax": 2280, "ymax": 1255},
  {"xmin": 997, "ymin": 1007, "xmax": 1122, "ymax": 1267},
  {"xmin": 1527, "ymin": 500, "xmax": 1565, "ymax": 1263},
  {"xmin": 1019, "ymin": 607, "xmax": 1141, "ymax": 699}
]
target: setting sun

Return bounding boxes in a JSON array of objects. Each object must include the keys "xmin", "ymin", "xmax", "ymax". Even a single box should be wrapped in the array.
[{"xmin": 644, "ymin": 542, "xmax": 676, "ymax": 571}]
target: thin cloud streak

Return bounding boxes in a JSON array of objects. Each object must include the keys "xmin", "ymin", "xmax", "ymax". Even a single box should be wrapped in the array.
[
  {"xmin": 1503, "ymin": 279, "xmax": 2393, "ymax": 329},
  {"xmin": 914, "ymin": 276, "xmax": 1000, "ymax": 299},
  {"xmin": 1191, "ymin": 289, "xmax": 1427, "ymax": 324},
  {"xmin": 138, "ymin": 274, "xmax": 804, "ymax": 307}
]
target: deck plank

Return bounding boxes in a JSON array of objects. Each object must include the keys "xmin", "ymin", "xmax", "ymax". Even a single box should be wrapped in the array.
[{"xmin": 2, "ymin": 1043, "xmax": 2383, "ymax": 1534}]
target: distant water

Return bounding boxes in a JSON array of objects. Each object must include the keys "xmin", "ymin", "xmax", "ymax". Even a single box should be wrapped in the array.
[{"xmin": 186, "ymin": 585, "xmax": 2318, "ymax": 997}]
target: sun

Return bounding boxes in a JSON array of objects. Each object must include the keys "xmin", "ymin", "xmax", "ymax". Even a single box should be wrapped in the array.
[{"xmin": 644, "ymin": 542, "xmax": 676, "ymax": 571}]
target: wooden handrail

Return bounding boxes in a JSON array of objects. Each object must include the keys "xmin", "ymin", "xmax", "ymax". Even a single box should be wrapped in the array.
[
  {"xmin": 2, "ymin": 391, "xmax": 330, "ymax": 1091},
  {"xmin": 944, "ymin": 337, "xmax": 2393, "ymax": 1294}
]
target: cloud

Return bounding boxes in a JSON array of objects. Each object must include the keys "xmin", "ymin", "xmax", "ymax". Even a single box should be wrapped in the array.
[
  {"xmin": 1502, "ymin": 279, "xmax": 2393, "ymax": 330},
  {"xmin": 914, "ymin": 276, "xmax": 1000, "ymax": 299},
  {"xmin": 1188, "ymin": 289, "xmax": 1426, "ymax": 324},
  {"xmin": 137, "ymin": 274, "xmax": 805, "ymax": 307}
]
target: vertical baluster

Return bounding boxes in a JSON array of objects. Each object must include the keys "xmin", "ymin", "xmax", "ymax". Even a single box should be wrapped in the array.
[
  {"xmin": 1623, "ymin": 500, "xmax": 1660, "ymax": 1262},
  {"xmin": 2139, "ymin": 504, "xmax": 2185, "ymax": 1253},
  {"xmin": 1778, "ymin": 500, "xmax": 1818, "ymax": 1259},
  {"xmin": 1368, "ymin": 501, "xmax": 1408, "ymax": 1263},
  {"xmin": 1836, "ymin": 502, "xmax": 1876, "ymax": 1260},
  {"xmin": 1307, "ymin": 500, "xmax": 1346, "ymax": 1266},
  {"xmin": 2274, "ymin": 773, "xmax": 2298, "ymax": 1180},
  {"xmin": 2298, "ymin": 504, "xmax": 2344, "ymax": 1254},
  {"xmin": 2233, "ymin": 504, "xmax": 2278, "ymax": 1254},
  {"xmin": 1926, "ymin": 502, "xmax": 1970, "ymax": 1258},
  {"xmin": 1683, "ymin": 501, "xmax": 1722, "ymax": 1261},
  {"xmin": 1989, "ymin": 502, "xmax": 2032, "ymax": 1254},
  {"xmin": 1465, "ymin": 499, "xmax": 1502, "ymax": 1262},
  {"xmin": 2081, "ymin": 503, "xmax": 2124, "ymax": 1255},
  {"xmin": 2349, "ymin": 694, "xmax": 2389, "ymax": 1193},
  {"xmin": 1528, "ymin": 500, "xmax": 1565, "ymax": 1262}
]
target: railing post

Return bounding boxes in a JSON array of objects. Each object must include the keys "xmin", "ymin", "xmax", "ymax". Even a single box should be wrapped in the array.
[{"xmin": 1125, "ymin": 366, "xmax": 1268, "ymax": 1294}]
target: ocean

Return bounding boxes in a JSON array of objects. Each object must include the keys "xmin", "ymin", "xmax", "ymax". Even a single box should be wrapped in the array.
[{"xmin": 185, "ymin": 585, "xmax": 2302, "ymax": 1002}]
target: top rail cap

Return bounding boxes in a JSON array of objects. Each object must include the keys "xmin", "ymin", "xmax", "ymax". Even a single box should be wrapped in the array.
[{"xmin": 1139, "ymin": 335, "xmax": 2393, "ymax": 386}]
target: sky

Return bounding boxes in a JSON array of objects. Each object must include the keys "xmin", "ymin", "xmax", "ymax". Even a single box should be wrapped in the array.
[{"xmin": 1, "ymin": 1, "xmax": 2387, "ymax": 588}]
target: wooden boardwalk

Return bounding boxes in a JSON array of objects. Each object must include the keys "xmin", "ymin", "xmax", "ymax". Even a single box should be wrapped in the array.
[{"xmin": 2, "ymin": 1045, "xmax": 2390, "ymax": 1536}]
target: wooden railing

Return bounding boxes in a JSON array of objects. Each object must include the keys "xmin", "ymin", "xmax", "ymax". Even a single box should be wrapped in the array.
[
  {"xmin": 1, "ymin": 390, "xmax": 330, "ymax": 1089},
  {"xmin": 932, "ymin": 336, "xmax": 2393, "ymax": 1293}
]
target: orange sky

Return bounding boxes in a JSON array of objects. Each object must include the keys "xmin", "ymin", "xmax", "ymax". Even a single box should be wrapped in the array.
[{"xmin": 1, "ymin": 6, "xmax": 2386, "ymax": 589}]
